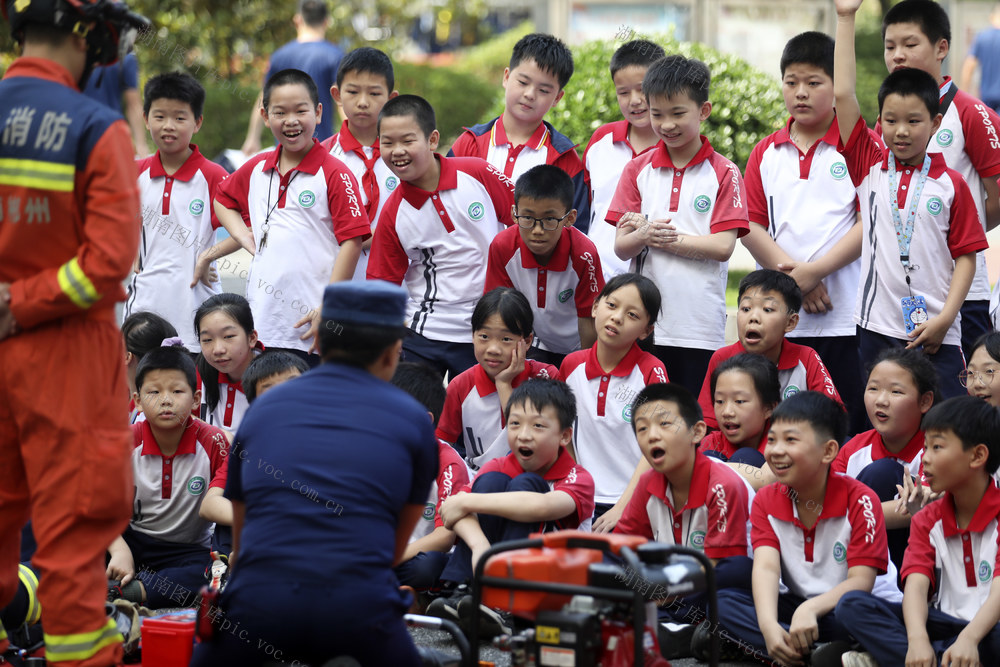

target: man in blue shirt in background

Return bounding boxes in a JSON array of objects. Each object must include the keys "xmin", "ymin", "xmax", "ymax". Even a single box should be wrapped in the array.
[{"xmin": 241, "ymin": 0, "xmax": 343, "ymax": 153}]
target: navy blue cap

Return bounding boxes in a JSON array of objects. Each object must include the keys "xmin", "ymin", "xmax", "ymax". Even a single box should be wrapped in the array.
[{"xmin": 321, "ymin": 280, "xmax": 408, "ymax": 328}]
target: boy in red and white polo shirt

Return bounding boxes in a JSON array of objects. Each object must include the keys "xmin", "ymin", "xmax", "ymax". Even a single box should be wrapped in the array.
[
  {"xmin": 321, "ymin": 47, "xmax": 399, "ymax": 281},
  {"xmin": 609, "ymin": 55, "xmax": 749, "ymax": 395},
  {"xmin": 125, "ymin": 73, "xmax": 229, "ymax": 352},
  {"xmin": 583, "ymin": 39, "xmax": 665, "ymax": 280},
  {"xmin": 837, "ymin": 397, "xmax": 1000, "ymax": 666},
  {"xmin": 710, "ymin": 393, "xmax": 895, "ymax": 665},
  {"xmin": 835, "ymin": 5, "xmax": 988, "ymax": 401},
  {"xmin": 741, "ymin": 32, "xmax": 866, "ymax": 433},
  {"xmin": 697, "ymin": 270, "xmax": 842, "ymax": 430},
  {"xmin": 106, "ymin": 347, "xmax": 227, "ymax": 609},
  {"xmin": 213, "ymin": 69, "xmax": 369, "ymax": 359},
  {"xmin": 448, "ymin": 33, "xmax": 589, "ymax": 232},
  {"xmin": 367, "ymin": 95, "xmax": 516, "ymax": 379},
  {"xmin": 615, "ymin": 383, "xmax": 752, "ymax": 634},
  {"xmin": 485, "ymin": 165, "xmax": 605, "ymax": 368},
  {"xmin": 430, "ymin": 380, "xmax": 594, "ymax": 635},
  {"xmin": 878, "ymin": 0, "xmax": 1000, "ymax": 359}
]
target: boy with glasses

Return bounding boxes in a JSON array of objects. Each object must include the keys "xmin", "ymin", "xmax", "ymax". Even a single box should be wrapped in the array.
[{"xmin": 485, "ymin": 165, "xmax": 604, "ymax": 368}]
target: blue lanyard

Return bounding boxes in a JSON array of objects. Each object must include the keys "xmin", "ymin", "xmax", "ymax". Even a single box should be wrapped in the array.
[{"xmin": 887, "ymin": 153, "xmax": 931, "ymax": 273}]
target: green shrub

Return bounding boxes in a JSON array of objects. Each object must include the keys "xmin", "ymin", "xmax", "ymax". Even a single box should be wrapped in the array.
[
  {"xmin": 198, "ymin": 80, "xmax": 261, "ymax": 160},
  {"xmin": 481, "ymin": 36, "xmax": 787, "ymax": 169}
]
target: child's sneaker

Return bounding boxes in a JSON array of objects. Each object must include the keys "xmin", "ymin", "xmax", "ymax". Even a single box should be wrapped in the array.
[
  {"xmin": 809, "ymin": 640, "xmax": 853, "ymax": 667},
  {"xmin": 657, "ymin": 621, "xmax": 697, "ymax": 659},
  {"xmin": 841, "ymin": 650, "xmax": 879, "ymax": 667},
  {"xmin": 690, "ymin": 619, "xmax": 756, "ymax": 662},
  {"xmin": 457, "ymin": 595, "xmax": 513, "ymax": 638},
  {"xmin": 425, "ymin": 593, "xmax": 467, "ymax": 625}
]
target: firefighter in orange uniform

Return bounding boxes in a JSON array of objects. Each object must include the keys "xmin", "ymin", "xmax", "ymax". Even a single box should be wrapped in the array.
[{"xmin": 0, "ymin": 0, "xmax": 147, "ymax": 664}]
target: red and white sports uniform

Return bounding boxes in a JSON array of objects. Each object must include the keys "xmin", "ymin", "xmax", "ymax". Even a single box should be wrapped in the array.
[
  {"xmin": 615, "ymin": 452, "xmax": 750, "ymax": 558},
  {"xmin": 583, "ymin": 120, "xmax": 657, "ymax": 279},
  {"xmin": 700, "ymin": 428, "xmax": 769, "ymax": 461},
  {"xmin": 214, "ymin": 140, "xmax": 370, "ymax": 351},
  {"xmin": 484, "ymin": 225, "xmax": 604, "ymax": 355},
  {"xmin": 833, "ymin": 429, "xmax": 925, "ymax": 481},
  {"xmin": 902, "ymin": 483, "xmax": 1000, "ymax": 621},
  {"xmin": 436, "ymin": 360, "xmax": 560, "ymax": 470},
  {"xmin": 743, "ymin": 119, "xmax": 860, "ymax": 337},
  {"xmin": 560, "ymin": 343, "xmax": 668, "ymax": 504},
  {"xmin": 843, "ymin": 117, "xmax": 988, "ymax": 346},
  {"xmin": 410, "ymin": 439, "xmax": 470, "ymax": 543},
  {"xmin": 126, "ymin": 146, "xmax": 228, "ymax": 351},
  {"xmin": 697, "ymin": 339, "xmax": 841, "ymax": 430},
  {"xmin": 606, "ymin": 137, "xmax": 749, "ymax": 349},
  {"xmin": 463, "ymin": 448, "xmax": 596, "ymax": 531},
  {"xmin": 321, "ymin": 121, "xmax": 397, "ymax": 281},
  {"xmin": 448, "ymin": 116, "xmax": 589, "ymax": 231},
  {"xmin": 366, "ymin": 155, "xmax": 515, "ymax": 342},
  {"xmin": 877, "ymin": 80, "xmax": 1000, "ymax": 301},
  {"xmin": 201, "ymin": 373, "xmax": 247, "ymax": 432},
  {"xmin": 130, "ymin": 417, "xmax": 228, "ymax": 547},
  {"xmin": 752, "ymin": 472, "xmax": 890, "ymax": 600}
]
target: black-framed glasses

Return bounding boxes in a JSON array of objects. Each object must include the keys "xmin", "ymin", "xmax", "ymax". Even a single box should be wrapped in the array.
[
  {"xmin": 512, "ymin": 208, "xmax": 571, "ymax": 231},
  {"xmin": 959, "ymin": 368, "xmax": 997, "ymax": 387}
]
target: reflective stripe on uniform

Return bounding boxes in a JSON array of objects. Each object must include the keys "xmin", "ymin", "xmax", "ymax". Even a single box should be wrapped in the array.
[
  {"xmin": 18, "ymin": 564, "xmax": 41, "ymax": 626},
  {"xmin": 0, "ymin": 157, "xmax": 75, "ymax": 192},
  {"xmin": 0, "ymin": 619, "xmax": 7, "ymax": 642},
  {"xmin": 57, "ymin": 257, "xmax": 100, "ymax": 308},
  {"xmin": 44, "ymin": 617, "xmax": 120, "ymax": 662}
]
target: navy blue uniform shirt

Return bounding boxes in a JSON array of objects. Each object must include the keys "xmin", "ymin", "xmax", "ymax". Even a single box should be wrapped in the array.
[{"xmin": 224, "ymin": 361, "xmax": 437, "ymax": 613}]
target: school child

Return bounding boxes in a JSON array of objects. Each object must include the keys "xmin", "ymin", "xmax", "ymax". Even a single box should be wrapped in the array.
[
  {"xmin": 367, "ymin": 95, "xmax": 516, "ymax": 379},
  {"xmin": 609, "ymin": 55, "xmax": 750, "ymax": 395},
  {"xmin": 614, "ymin": 383, "xmax": 752, "ymax": 658},
  {"xmin": 195, "ymin": 293, "xmax": 263, "ymax": 432},
  {"xmin": 213, "ymin": 68, "xmax": 369, "ymax": 359},
  {"xmin": 837, "ymin": 396, "xmax": 1000, "ymax": 667},
  {"xmin": 484, "ymin": 164, "xmax": 604, "ymax": 367},
  {"xmin": 436, "ymin": 288, "xmax": 560, "ymax": 470},
  {"xmin": 742, "ymin": 31, "xmax": 865, "ymax": 433},
  {"xmin": 122, "ymin": 311, "xmax": 179, "ymax": 423},
  {"xmin": 125, "ymin": 73, "xmax": 229, "ymax": 352},
  {"xmin": 880, "ymin": 0, "xmax": 1000, "ymax": 359},
  {"xmin": 706, "ymin": 392, "xmax": 894, "ymax": 665},
  {"xmin": 835, "ymin": 0, "xmax": 989, "ymax": 401},
  {"xmin": 697, "ymin": 270, "xmax": 842, "ymax": 430},
  {"xmin": 583, "ymin": 39, "xmax": 665, "ymax": 279},
  {"xmin": 834, "ymin": 349, "xmax": 938, "ymax": 572},
  {"xmin": 560, "ymin": 273, "xmax": 668, "ymax": 532},
  {"xmin": 106, "ymin": 346, "xmax": 228, "ymax": 609},
  {"xmin": 429, "ymin": 379, "xmax": 595, "ymax": 637},
  {"xmin": 448, "ymin": 33, "xmax": 589, "ymax": 231},
  {"xmin": 964, "ymin": 331, "xmax": 1000, "ymax": 407},
  {"xmin": 391, "ymin": 362, "xmax": 470, "ymax": 606},
  {"xmin": 199, "ymin": 351, "xmax": 309, "ymax": 546},
  {"xmin": 702, "ymin": 354, "xmax": 780, "ymax": 492},
  {"xmin": 321, "ymin": 47, "xmax": 399, "ymax": 280}
]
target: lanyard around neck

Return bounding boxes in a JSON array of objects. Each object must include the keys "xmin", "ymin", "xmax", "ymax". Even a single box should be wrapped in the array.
[{"xmin": 887, "ymin": 153, "xmax": 932, "ymax": 274}]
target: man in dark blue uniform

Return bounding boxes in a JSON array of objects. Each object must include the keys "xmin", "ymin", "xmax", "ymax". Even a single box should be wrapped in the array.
[{"xmin": 190, "ymin": 280, "xmax": 437, "ymax": 667}]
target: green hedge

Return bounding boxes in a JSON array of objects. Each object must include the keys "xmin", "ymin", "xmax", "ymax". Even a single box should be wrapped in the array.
[
  {"xmin": 482, "ymin": 37, "xmax": 787, "ymax": 170},
  {"xmin": 393, "ymin": 62, "xmax": 498, "ymax": 147}
]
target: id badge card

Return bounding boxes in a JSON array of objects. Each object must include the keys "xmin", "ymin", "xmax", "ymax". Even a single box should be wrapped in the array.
[{"xmin": 901, "ymin": 295, "xmax": 929, "ymax": 334}]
